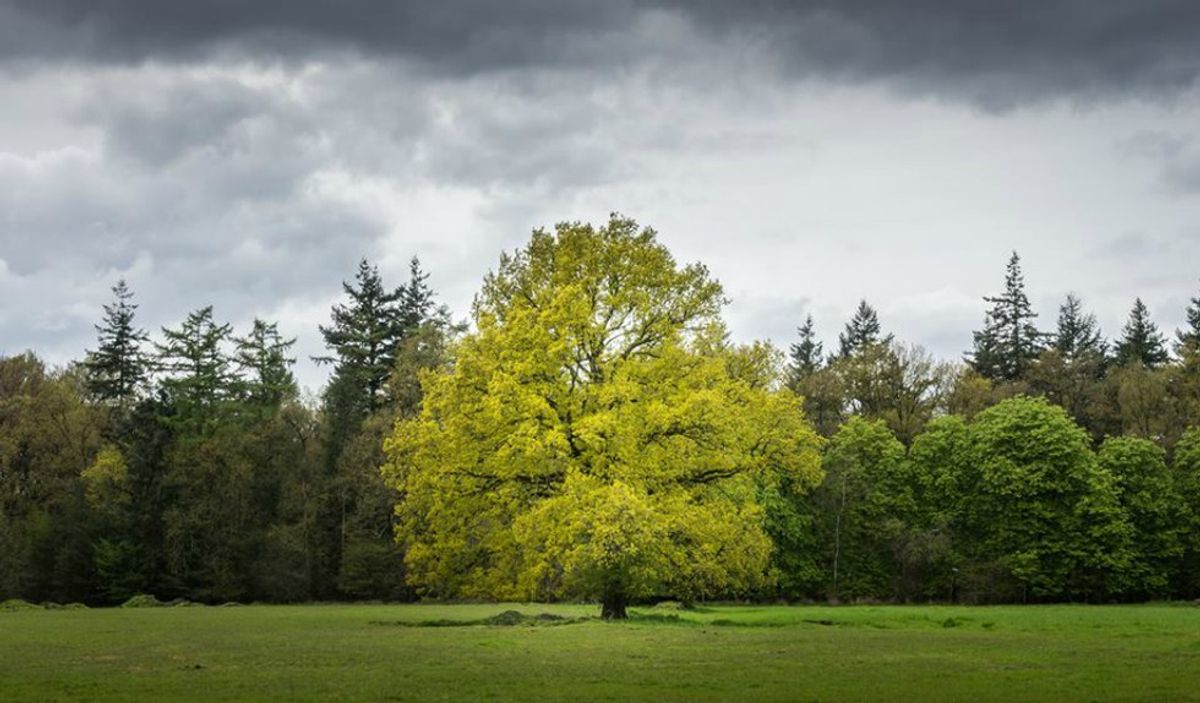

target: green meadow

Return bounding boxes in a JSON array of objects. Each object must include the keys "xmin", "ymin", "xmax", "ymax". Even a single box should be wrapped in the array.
[{"xmin": 3, "ymin": 603, "xmax": 1200, "ymax": 702}]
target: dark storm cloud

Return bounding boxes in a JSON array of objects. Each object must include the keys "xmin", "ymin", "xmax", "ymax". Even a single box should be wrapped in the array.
[
  {"xmin": 680, "ymin": 1, "xmax": 1200, "ymax": 107},
  {"xmin": 4, "ymin": 1, "xmax": 1200, "ymax": 106},
  {"xmin": 4, "ymin": 0, "xmax": 1200, "ymax": 388},
  {"xmin": 0, "ymin": 1, "xmax": 642, "ymax": 71}
]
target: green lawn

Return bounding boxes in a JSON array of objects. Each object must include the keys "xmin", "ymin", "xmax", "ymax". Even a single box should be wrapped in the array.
[{"xmin": 3, "ymin": 602, "xmax": 1200, "ymax": 701}]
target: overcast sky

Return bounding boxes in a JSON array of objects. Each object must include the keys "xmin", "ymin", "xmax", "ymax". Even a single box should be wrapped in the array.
[{"xmin": 3, "ymin": 1, "xmax": 1200, "ymax": 390}]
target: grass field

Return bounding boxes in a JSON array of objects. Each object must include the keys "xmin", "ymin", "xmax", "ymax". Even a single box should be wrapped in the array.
[{"xmin": 3, "ymin": 602, "xmax": 1200, "ymax": 701}]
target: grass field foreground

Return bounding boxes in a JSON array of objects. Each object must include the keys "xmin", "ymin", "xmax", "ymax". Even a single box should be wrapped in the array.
[{"xmin": 3, "ymin": 603, "xmax": 1200, "ymax": 701}]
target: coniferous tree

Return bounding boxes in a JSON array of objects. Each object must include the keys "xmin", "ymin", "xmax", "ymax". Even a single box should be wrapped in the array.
[
  {"xmin": 837, "ymin": 300, "xmax": 891, "ymax": 358},
  {"xmin": 1114, "ymin": 298, "xmax": 1169, "ymax": 368},
  {"xmin": 786, "ymin": 314, "xmax": 824, "ymax": 389},
  {"xmin": 398, "ymin": 257, "xmax": 439, "ymax": 331},
  {"xmin": 1053, "ymin": 293, "xmax": 1105, "ymax": 362},
  {"xmin": 1028, "ymin": 293, "xmax": 1107, "ymax": 430},
  {"xmin": 316, "ymin": 259, "xmax": 408, "ymax": 414},
  {"xmin": 969, "ymin": 251, "xmax": 1043, "ymax": 382},
  {"xmin": 84, "ymin": 280, "xmax": 150, "ymax": 408},
  {"xmin": 156, "ymin": 306, "xmax": 236, "ymax": 435},
  {"xmin": 234, "ymin": 319, "xmax": 297, "ymax": 409},
  {"xmin": 1176, "ymin": 283, "xmax": 1200, "ymax": 356}
]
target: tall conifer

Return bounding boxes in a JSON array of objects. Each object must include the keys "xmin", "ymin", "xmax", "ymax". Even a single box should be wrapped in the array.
[
  {"xmin": 969, "ymin": 251, "xmax": 1043, "ymax": 381},
  {"xmin": 1114, "ymin": 298, "xmax": 1169, "ymax": 368},
  {"xmin": 837, "ymin": 300, "xmax": 891, "ymax": 358},
  {"xmin": 786, "ymin": 314, "xmax": 824, "ymax": 390},
  {"xmin": 84, "ymin": 280, "xmax": 150, "ymax": 408}
]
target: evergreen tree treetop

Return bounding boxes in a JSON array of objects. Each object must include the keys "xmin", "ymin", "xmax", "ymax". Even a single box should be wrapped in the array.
[
  {"xmin": 1114, "ymin": 298, "xmax": 1169, "ymax": 368},
  {"xmin": 315, "ymin": 258, "xmax": 407, "ymax": 410},
  {"xmin": 786, "ymin": 313, "xmax": 824, "ymax": 388},
  {"xmin": 155, "ymin": 306, "xmax": 237, "ymax": 436},
  {"xmin": 969, "ymin": 251, "xmax": 1044, "ymax": 382},
  {"xmin": 1054, "ymin": 293, "xmax": 1105, "ymax": 362},
  {"xmin": 234, "ymin": 318, "xmax": 297, "ymax": 408},
  {"xmin": 838, "ymin": 300, "xmax": 892, "ymax": 358},
  {"xmin": 1176, "ymin": 281, "xmax": 1200, "ymax": 356},
  {"xmin": 84, "ymin": 279, "xmax": 150, "ymax": 407}
]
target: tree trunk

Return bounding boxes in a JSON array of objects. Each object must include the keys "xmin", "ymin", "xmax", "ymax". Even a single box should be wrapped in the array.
[{"xmin": 600, "ymin": 593, "xmax": 628, "ymax": 620}]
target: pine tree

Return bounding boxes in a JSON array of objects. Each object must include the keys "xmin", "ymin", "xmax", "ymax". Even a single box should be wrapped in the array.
[
  {"xmin": 1114, "ymin": 298, "xmax": 1169, "ymax": 368},
  {"xmin": 315, "ymin": 259, "xmax": 408, "ymax": 412},
  {"xmin": 1053, "ymin": 293, "xmax": 1105, "ymax": 362},
  {"xmin": 156, "ymin": 306, "xmax": 236, "ymax": 435},
  {"xmin": 398, "ymin": 257, "xmax": 437, "ymax": 331},
  {"xmin": 786, "ymin": 314, "xmax": 824, "ymax": 390},
  {"xmin": 837, "ymin": 300, "xmax": 891, "ymax": 358},
  {"xmin": 969, "ymin": 251, "xmax": 1043, "ymax": 381},
  {"xmin": 234, "ymin": 319, "xmax": 297, "ymax": 408},
  {"xmin": 84, "ymin": 280, "xmax": 150, "ymax": 408},
  {"xmin": 1176, "ymin": 282, "xmax": 1200, "ymax": 356}
]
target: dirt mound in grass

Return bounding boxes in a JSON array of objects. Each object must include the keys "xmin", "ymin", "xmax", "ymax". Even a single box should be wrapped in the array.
[
  {"xmin": 121, "ymin": 594, "xmax": 166, "ymax": 608},
  {"xmin": 482, "ymin": 610, "xmax": 570, "ymax": 626},
  {"xmin": 371, "ymin": 610, "xmax": 579, "ymax": 628}
]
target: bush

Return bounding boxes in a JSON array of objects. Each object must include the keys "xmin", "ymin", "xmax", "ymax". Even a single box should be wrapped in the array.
[{"xmin": 0, "ymin": 598, "xmax": 41, "ymax": 612}]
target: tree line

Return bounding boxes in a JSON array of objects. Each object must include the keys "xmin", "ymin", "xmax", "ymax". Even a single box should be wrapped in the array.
[
  {"xmin": 1, "ymin": 259, "xmax": 452, "ymax": 604},
  {"xmin": 789, "ymin": 252, "xmax": 1200, "ymax": 449},
  {"xmin": 779, "ymin": 251, "xmax": 1200, "ymax": 601},
  {"xmin": 3, "ymin": 224, "xmax": 1200, "ymax": 606}
]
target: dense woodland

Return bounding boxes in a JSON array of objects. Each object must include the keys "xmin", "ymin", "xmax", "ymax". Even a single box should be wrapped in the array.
[{"xmin": 4, "ymin": 224, "xmax": 1200, "ymax": 606}]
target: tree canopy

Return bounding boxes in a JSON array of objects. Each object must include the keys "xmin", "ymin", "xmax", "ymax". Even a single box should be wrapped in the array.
[{"xmin": 383, "ymin": 216, "xmax": 823, "ymax": 617}]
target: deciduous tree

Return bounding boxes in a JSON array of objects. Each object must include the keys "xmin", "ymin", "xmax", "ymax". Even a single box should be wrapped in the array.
[{"xmin": 383, "ymin": 217, "xmax": 823, "ymax": 617}]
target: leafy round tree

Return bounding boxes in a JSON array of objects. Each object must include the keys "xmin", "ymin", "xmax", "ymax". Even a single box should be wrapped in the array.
[
  {"xmin": 1173, "ymin": 427, "xmax": 1200, "ymax": 597},
  {"xmin": 383, "ymin": 216, "xmax": 823, "ymax": 617},
  {"xmin": 1096, "ymin": 436, "xmax": 1184, "ymax": 597},
  {"xmin": 958, "ymin": 396, "xmax": 1132, "ymax": 600},
  {"xmin": 816, "ymin": 417, "xmax": 910, "ymax": 600}
]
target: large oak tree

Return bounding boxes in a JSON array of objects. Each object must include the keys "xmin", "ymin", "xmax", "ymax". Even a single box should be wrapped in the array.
[{"xmin": 383, "ymin": 216, "xmax": 822, "ymax": 617}]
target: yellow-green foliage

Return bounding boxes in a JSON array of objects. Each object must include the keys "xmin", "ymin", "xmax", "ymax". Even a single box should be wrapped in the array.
[
  {"xmin": 383, "ymin": 216, "xmax": 823, "ymax": 605},
  {"xmin": 81, "ymin": 444, "xmax": 129, "ymax": 508}
]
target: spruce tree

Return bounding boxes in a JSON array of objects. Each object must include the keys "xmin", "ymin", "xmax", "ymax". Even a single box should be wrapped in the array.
[
  {"xmin": 1053, "ymin": 293, "xmax": 1105, "ymax": 362},
  {"xmin": 156, "ymin": 306, "xmax": 236, "ymax": 435},
  {"xmin": 1176, "ymin": 282, "xmax": 1200, "ymax": 356},
  {"xmin": 398, "ymin": 257, "xmax": 437, "ymax": 331},
  {"xmin": 1114, "ymin": 298, "xmax": 1169, "ymax": 368},
  {"xmin": 315, "ymin": 259, "xmax": 408, "ymax": 413},
  {"xmin": 234, "ymin": 319, "xmax": 297, "ymax": 408},
  {"xmin": 786, "ymin": 314, "xmax": 824, "ymax": 389},
  {"xmin": 837, "ymin": 300, "xmax": 891, "ymax": 358},
  {"xmin": 84, "ymin": 280, "xmax": 150, "ymax": 408},
  {"xmin": 969, "ymin": 251, "xmax": 1043, "ymax": 381}
]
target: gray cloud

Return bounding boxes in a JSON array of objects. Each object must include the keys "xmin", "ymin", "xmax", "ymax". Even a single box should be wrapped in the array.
[
  {"xmin": 0, "ymin": 1, "xmax": 643, "ymax": 72},
  {"xmin": 4, "ymin": 1, "xmax": 1200, "ymax": 108},
  {"xmin": 3, "ymin": 2, "xmax": 1200, "ymax": 390},
  {"xmin": 1115, "ymin": 131, "xmax": 1200, "ymax": 195},
  {"xmin": 681, "ymin": 1, "xmax": 1200, "ymax": 108}
]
